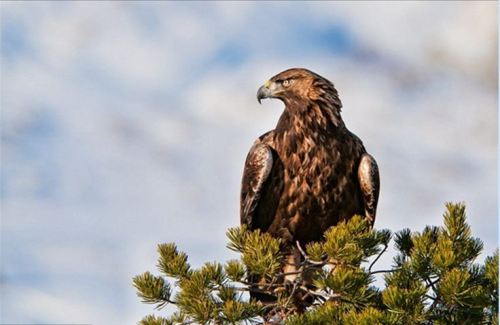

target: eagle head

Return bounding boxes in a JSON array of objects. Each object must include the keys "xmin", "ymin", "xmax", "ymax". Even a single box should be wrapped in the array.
[{"xmin": 257, "ymin": 68, "xmax": 342, "ymax": 110}]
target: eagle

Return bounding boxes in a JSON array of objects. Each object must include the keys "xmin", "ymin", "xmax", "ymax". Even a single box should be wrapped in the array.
[{"xmin": 240, "ymin": 68, "xmax": 380, "ymax": 295}]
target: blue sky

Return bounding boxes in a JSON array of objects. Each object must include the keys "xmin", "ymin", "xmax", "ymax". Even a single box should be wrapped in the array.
[{"xmin": 1, "ymin": 2, "xmax": 497, "ymax": 323}]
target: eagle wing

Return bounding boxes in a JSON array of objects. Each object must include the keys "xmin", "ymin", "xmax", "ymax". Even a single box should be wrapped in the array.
[
  {"xmin": 240, "ymin": 135, "xmax": 282, "ymax": 230},
  {"xmin": 357, "ymin": 153, "xmax": 380, "ymax": 224}
]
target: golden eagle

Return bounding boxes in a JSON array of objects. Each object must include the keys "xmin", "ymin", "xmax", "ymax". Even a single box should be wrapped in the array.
[{"xmin": 240, "ymin": 68, "xmax": 380, "ymax": 288}]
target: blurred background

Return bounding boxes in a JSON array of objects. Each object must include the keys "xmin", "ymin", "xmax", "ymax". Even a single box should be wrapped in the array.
[{"xmin": 1, "ymin": 1, "xmax": 497, "ymax": 323}]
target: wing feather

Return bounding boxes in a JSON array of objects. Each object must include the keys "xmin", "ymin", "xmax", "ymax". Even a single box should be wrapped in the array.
[
  {"xmin": 357, "ymin": 153, "xmax": 380, "ymax": 224},
  {"xmin": 240, "ymin": 141, "xmax": 274, "ymax": 229}
]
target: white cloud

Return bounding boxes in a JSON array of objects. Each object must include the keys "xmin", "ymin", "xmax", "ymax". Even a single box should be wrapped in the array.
[{"xmin": 1, "ymin": 284, "xmax": 122, "ymax": 324}]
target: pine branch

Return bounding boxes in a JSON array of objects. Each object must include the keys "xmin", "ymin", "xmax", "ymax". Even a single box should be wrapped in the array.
[
  {"xmin": 134, "ymin": 203, "xmax": 498, "ymax": 324},
  {"xmin": 369, "ymin": 242, "xmax": 388, "ymax": 272}
]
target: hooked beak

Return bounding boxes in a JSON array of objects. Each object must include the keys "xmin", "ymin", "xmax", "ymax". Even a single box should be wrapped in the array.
[{"xmin": 257, "ymin": 80, "xmax": 273, "ymax": 104}]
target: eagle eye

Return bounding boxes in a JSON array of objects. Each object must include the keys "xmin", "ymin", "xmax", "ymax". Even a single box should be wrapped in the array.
[{"xmin": 282, "ymin": 79, "xmax": 294, "ymax": 87}]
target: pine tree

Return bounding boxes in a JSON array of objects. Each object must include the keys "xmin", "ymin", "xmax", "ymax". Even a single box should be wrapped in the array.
[{"xmin": 133, "ymin": 203, "xmax": 498, "ymax": 324}]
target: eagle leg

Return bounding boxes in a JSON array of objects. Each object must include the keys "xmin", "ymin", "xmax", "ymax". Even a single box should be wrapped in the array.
[{"xmin": 283, "ymin": 247, "xmax": 301, "ymax": 283}]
